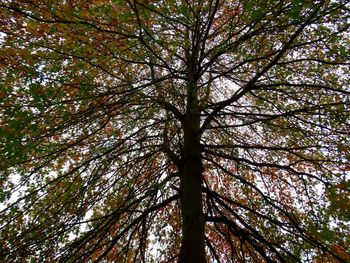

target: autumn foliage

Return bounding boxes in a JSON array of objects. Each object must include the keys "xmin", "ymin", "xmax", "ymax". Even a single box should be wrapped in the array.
[{"xmin": 0, "ymin": 0, "xmax": 349, "ymax": 262}]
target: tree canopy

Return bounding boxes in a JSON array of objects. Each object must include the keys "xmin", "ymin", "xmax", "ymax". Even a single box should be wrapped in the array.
[{"xmin": 0, "ymin": 0, "xmax": 349, "ymax": 262}]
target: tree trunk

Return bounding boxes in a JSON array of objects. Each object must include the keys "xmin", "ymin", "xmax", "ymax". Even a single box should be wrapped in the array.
[{"xmin": 179, "ymin": 80, "xmax": 206, "ymax": 263}]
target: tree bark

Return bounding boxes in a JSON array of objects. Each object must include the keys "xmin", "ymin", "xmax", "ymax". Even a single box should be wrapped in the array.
[{"xmin": 179, "ymin": 80, "xmax": 206, "ymax": 263}]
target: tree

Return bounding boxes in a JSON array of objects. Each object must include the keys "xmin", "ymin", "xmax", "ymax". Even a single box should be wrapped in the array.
[{"xmin": 0, "ymin": 0, "xmax": 349, "ymax": 262}]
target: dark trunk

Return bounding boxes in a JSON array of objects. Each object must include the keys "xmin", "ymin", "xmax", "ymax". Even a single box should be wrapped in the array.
[{"xmin": 179, "ymin": 80, "xmax": 206, "ymax": 263}]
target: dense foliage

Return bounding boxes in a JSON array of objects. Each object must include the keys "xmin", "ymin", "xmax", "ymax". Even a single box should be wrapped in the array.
[{"xmin": 0, "ymin": 0, "xmax": 349, "ymax": 262}]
